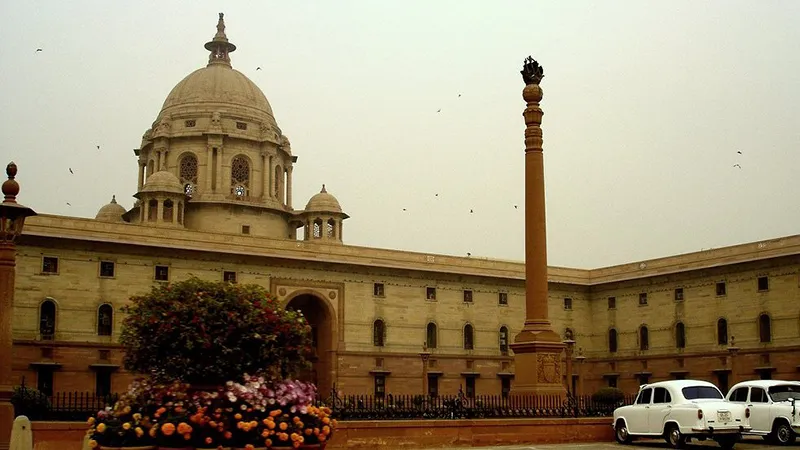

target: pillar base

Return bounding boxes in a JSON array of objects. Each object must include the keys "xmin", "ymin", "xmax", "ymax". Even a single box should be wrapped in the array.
[{"xmin": 510, "ymin": 325, "xmax": 565, "ymax": 395}]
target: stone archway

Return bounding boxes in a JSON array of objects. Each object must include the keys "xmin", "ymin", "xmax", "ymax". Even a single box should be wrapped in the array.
[{"xmin": 284, "ymin": 293, "xmax": 335, "ymax": 396}]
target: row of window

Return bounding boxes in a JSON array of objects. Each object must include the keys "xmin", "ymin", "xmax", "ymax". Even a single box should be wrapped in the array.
[
  {"xmin": 182, "ymin": 119, "xmax": 248, "ymax": 130},
  {"xmin": 37, "ymin": 300, "xmax": 116, "ymax": 338},
  {"xmin": 604, "ymin": 277, "xmax": 772, "ymax": 310},
  {"xmin": 607, "ymin": 314, "xmax": 774, "ymax": 352},
  {"xmin": 38, "ymin": 256, "xmax": 238, "ymax": 283},
  {"xmin": 372, "ymin": 320, "xmax": 511, "ymax": 354},
  {"xmin": 373, "ymin": 283, "xmax": 510, "ymax": 305}
]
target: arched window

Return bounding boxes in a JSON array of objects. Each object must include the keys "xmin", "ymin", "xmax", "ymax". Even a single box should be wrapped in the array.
[
  {"xmin": 717, "ymin": 318, "xmax": 728, "ymax": 345},
  {"xmin": 179, "ymin": 153, "xmax": 198, "ymax": 196},
  {"xmin": 499, "ymin": 326, "xmax": 509, "ymax": 354},
  {"xmin": 148, "ymin": 199, "xmax": 158, "ymax": 222},
  {"xmin": 230, "ymin": 155, "xmax": 250, "ymax": 197},
  {"xmin": 759, "ymin": 314, "xmax": 772, "ymax": 343},
  {"xmin": 313, "ymin": 218, "xmax": 322, "ymax": 239},
  {"xmin": 373, "ymin": 319, "xmax": 385, "ymax": 347},
  {"xmin": 39, "ymin": 300, "xmax": 56, "ymax": 340},
  {"xmin": 98, "ymin": 304, "xmax": 113, "ymax": 336},
  {"xmin": 426, "ymin": 323, "xmax": 437, "ymax": 349},
  {"xmin": 327, "ymin": 218, "xmax": 336, "ymax": 238},
  {"xmin": 639, "ymin": 325, "xmax": 649, "ymax": 351},
  {"xmin": 162, "ymin": 199, "xmax": 173, "ymax": 222},
  {"xmin": 464, "ymin": 324, "xmax": 474, "ymax": 350},
  {"xmin": 675, "ymin": 322, "xmax": 686, "ymax": 349},
  {"xmin": 608, "ymin": 328, "xmax": 618, "ymax": 353}
]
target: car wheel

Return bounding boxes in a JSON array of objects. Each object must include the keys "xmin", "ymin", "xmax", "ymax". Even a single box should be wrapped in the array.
[
  {"xmin": 665, "ymin": 425, "xmax": 685, "ymax": 449},
  {"xmin": 715, "ymin": 435, "xmax": 738, "ymax": 450},
  {"xmin": 773, "ymin": 421, "xmax": 796, "ymax": 445},
  {"xmin": 615, "ymin": 420, "xmax": 632, "ymax": 444}
]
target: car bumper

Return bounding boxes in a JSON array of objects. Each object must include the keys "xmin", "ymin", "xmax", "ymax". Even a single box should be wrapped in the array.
[
  {"xmin": 793, "ymin": 424, "xmax": 800, "ymax": 434},
  {"xmin": 690, "ymin": 426, "xmax": 750, "ymax": 435}
]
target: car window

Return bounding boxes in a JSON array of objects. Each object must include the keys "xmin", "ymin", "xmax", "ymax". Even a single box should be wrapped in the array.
[
  {"xmin": 750, "ymin": 387, "xmax": 769, "ymax": 403},
  {"xmin": 682, "ymin": 386, "xmax": 723, "ymax": 400},
  {"xmin": 768, "ymin": 384, "xmax": 800, "ymax": 402},
  {"xmin": 730, "ymin": 387, "xmax": 749, "ymax": 402},
  {"xmin": 653, "ymin": 387, "xmax": 672, "ymax": 404},
  {"xmin": 636, "ymin": 388, "xmax": 653, "ymax": 404}
]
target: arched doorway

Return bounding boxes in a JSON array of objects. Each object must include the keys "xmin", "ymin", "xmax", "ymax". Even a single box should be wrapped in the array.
[{"xmin": 285, "ymin": 293, "xmax": 335, "ymax": 396}]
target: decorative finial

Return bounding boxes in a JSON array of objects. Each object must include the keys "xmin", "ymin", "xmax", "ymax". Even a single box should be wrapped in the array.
[
  {"xmin": 204, "ymin": 13, "xmax": 236, "ymax": 67},
  {"xmin": 521, "ymin": 56, "xmax": 544, "ymax": 85},
  {"xmin": 3, "ymin": 161, "xmax": 20, "ymax": 203},
  {"xmin": 321, "ymin": 184, "xmax": 327, "ymax": 193},
  {"xmin": 111, "ymin": 195, "xmax": 117, "ymax": 204}
]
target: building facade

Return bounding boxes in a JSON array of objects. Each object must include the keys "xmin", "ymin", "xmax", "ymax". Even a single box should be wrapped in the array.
[{"xmin": 9, "ymin": 15, "xmax": 800, "ymax": 399}]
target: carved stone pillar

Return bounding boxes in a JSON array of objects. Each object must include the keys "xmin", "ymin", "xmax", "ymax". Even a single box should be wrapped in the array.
[
  {"xmin": 216, "ymin": 147, "xmax": 224, "ymax": 194},
  {"xmin": 156, "ymin": 199, "xmax": 164, "ymax": 223},
  {"xmin": 287, "ymin": 166, "xmax": 293, "ymax": 209},
  {"xmin": 206, "ymin": 146, "xmax": 213, "ymax": 192},
  {"xmin": 262, "ymin": 152, "xmax": 269, "ymax": 200},
  {"xmin": 137, "ymin": 163, "xmax": 145, "ymax": 191}
]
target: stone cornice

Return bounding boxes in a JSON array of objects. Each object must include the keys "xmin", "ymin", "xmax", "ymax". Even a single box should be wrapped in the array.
[{"xmin": 18, "ymin": 215, "xmax": 800, "ymax": 286}]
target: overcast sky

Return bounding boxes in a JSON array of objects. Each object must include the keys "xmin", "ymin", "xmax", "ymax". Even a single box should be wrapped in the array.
[{"xmin": 1, "ymin": 1, "xmax": 798, "ymax": 269}]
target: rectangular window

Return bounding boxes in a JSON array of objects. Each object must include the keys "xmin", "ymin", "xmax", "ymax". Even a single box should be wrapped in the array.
[
  {"xmin": 96, "ymin": 370, "xmax": 112, "ymax": 396},
  {"xmin": 236, "ymin": 121, "xmax": 248, "ymax": 130},
  {"xmin": 465, "ymin": 376, "xmax": 476, "ymax": 398},
  {"xmin": 374, "ymin": 375, "xmax": 386, "ymax": 398},
  {"xmin": 501, "ymin": 377, "xmax": 511, "ymax": 399},
  {"xmin": 241, "ymin": 225, "xmax": 251, "ymax": 235},
  {"xmin": 373, "ymin": 283, "xmax": 385, "ymax": 297},
  {"xmin": 428, "ymin": 375, "xmax": 439, "ymax": 397},
  {"xmin": 42, "ymin": 256, "xmax": 59, "ymax": 274},
  {"xmin": 154, "ymin": 265, "xmax": 169, "ymax": 282},
  {"xmin": 674, "ymin": 288, "xmax": 684, "ymax": 301},
  {"xmin": 607, "ymin": 376, "xmax": 618, "ymax": 388},
  {"xmin": 99, "ymin": 261, "xmax": 115, "ymax": 278},
  {"xmin": 563, "ymin": 297, "xmax": 573, "ymax": 310},
  {"xmin": 223, "ymin": 271, "xmax": 237, "ymax": 283},
  {"xmin": 716, "ymin": 282, "xmax": 727, "ymax": 296},
  {"xmin": 757, "ymin": 276, "xmax": 769, "ymax": 292},
  {"xmin": 463, "ymin": 290, "xmax": 473, "ymax": 303},
  {"xmin": 607, "ymin": 296, "xmax": 616, "ymax": 309},
  {"xmin": 426, "ymin": 287, "xmax": 436, "ymax": 301},
  {"xmin": 498, "ymin": 292, "xmax": 508, "ymax": 305},
  {"xmin": 184, "ymin": 119, "xmax": 196, "ymax": 128},
  {"xmin": 37, "ymin": 369, "xmax": 54, "ymax": 396},
  {"xmin": 639, "ymin": 292, "xmax": 648, "ymax": 305}
]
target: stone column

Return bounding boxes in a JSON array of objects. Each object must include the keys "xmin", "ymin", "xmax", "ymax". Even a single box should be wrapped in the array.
[
  {"xmin": 0, "ymin": 245, "xmax": 16, "ymax": 450},
  {"xmin": 509, "ymin": 56, "xmax": 565, "ymax": 395},
  {"xmin": 262, "ymin": 153, "xmax": 269, "ymax": 200},
  {"xmin": 137, "ymin": 162, "xmax": 145, "ymax": 191},
  {"xmin": 172, "ymin": 199, "xmax": 178, "ymax": 225},
  {"xmin": 156, "ymin": 199, "xmax": 164, "ymax": 224},
  {"xmin": 206, "ymin": 146, "xmax": 214, "ymax": 192},
  {"xmin": 287, "ymin": 166, "xmax": 293, "ymax": 209},
  {"xmin": 216, "ymin": 148, "xmax": 224, "ymax": 194}
]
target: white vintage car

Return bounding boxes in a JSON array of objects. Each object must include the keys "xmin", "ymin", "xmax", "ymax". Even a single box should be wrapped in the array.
[
  {"xmin": 726, "ymin": 380, "xmax": 800, "ymax": 445},
  {"xmin": 613, "ymin": 380, "xmax": 751, "ymax": 449}
]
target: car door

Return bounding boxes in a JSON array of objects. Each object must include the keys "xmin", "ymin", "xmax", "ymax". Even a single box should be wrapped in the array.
[
  {"xmin": 748, "ymin": 387, "xmax": 771, "ymax": 433},
  {"xmin": 628, "ymin": 387, "xmax": 653, "ymax": 434},
  {"xmin": 648, "ymin": 387, "xmax": 672, "ymax": 434}
]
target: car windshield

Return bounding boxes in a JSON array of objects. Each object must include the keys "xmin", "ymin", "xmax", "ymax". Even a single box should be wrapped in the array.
[
  {"xmin": 682, "ymin": 386, "xmax": 723, "ymax": 400},
  {"xmin": 768, "ymin": 385, "xmax": 800, "ymax": 402}
]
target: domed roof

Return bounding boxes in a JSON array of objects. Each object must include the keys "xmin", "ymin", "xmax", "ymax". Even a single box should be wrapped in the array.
[
  {"xmin": 155, "ymin": 13, "xmax": 277, "ymax": 130},
  {"xmin": 305, "ymin": 185, "xmax": 344, "ymax": 213},
  {"xmin": 140, "ymin": 171, "xmax": 184, "ymax": 195},
  {"xmin": 95, "ymin": 195, "xmax": 126, "ymax": 222}
]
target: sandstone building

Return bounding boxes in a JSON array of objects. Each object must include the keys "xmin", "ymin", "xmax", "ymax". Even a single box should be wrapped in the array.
[{"xmin": 10, "ymin": 15, "xmax": 800, "ymax": 399}]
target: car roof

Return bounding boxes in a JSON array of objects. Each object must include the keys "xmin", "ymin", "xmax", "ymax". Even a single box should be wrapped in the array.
[
  {"xmin": 640, "ymin": 379, "xmax": 718, "ymax": 390},
  {"xmin": 730, "ymin": 380, "xmax": 800, "ymax": 390}
]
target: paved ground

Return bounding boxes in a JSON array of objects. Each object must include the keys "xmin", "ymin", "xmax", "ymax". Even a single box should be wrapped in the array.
[{"xmin": 435, "ymin": 436, "xmax": 795, "ymax": 449}]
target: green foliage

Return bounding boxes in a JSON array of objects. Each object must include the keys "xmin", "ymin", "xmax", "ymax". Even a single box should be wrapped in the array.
[
  {"xmin": 120, "ymin": 277, "xmax": 312, "ymax": 385},
  {"xmin": 592, "ymin": 387, "xmax": 625, "ymax": 405},
  {"xmin": 11, "ymin": 385, "xmax": 51, "ymax": 420}
]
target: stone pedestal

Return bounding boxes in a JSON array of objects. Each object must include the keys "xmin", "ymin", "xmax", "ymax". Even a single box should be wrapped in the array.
[{"xmin": 511, "ymin": 331, "xmax": 565, "ymax": 395}]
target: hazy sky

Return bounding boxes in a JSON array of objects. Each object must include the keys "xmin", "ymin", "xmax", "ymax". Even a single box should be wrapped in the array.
[{"xmin": 1, "ymin": 1, "xmax": 798, "ymax": 269}]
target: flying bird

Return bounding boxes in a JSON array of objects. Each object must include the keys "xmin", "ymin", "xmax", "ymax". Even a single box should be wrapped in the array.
[
  {"xmin": 737, "ymin": 151, "xmax": 742, "ymax": 154},
  {"xmin": 437, "ymin": 109, "xmax": 441, "ymax": 113},
  {"xmin": 96, "ymin": 145, "xmax": 101, "ymax": 150},
  {"xmin": 514, "ymin": 205, "xmax": 518, "ymax": 209},
  {"xmin": 733, "ymin": 164, "xmax": 742, "ymax": 169},
  {"xmin": 435, "ymin": 193, "xmax": 439, "ymax": 197},
  {"xmin": 35, "ymin": 48, "xmax": 43, "ymax": 53},
  {"xmin": 467, "ymin": 252, "xmax": 471, "ymax": 257},
  {"xmin": 469, "ymin": 209, "xmax": 474, "ymax": 213},
  {"xmin": 458, "ymin": 94, "xmax": 462, "ymax": 98},
  {"xmin": 69, "ymin": 168, "xmax": 73, "ymax": 174},
  {"xmin": 66, "ymin": 202, "xmax": 71, "ymax": 206},
  {"xmin": 402, "ymin": 208, "xmax": 407, "ymax": 211},
  {"xmin": 256, "ymin": 67, "xmax": 262, "ymax": 70}
]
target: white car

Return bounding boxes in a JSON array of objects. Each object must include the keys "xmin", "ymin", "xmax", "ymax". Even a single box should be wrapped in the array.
[
  {"xmin": 726, "ymin": 380, "xmax": 800, "ymax": 445},
  {"xmin": 613, "ymin": 380, "xmax": 751, "ymax": 449}
]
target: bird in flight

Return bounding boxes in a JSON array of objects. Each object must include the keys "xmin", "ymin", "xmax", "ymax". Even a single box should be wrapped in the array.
[
  {"xmin": 737, "ymin": 151, "xmax": 742, "ymax": 154},
  {"xmin": 35, "ymin": 48, "xmax": 43, "ymax": 53},
  {"xmin": 458, "ymin": 94, "xmax": 462, "ymax": 98},
  {"xmin": 435, "ymin": 193, "xmax": 439, "ymax": 197},
  {"xmin": 96, "ymin": 145, "xmax": 101, "ymax": 150},
  {"xmin": 66, "ymin": 202, "xmax": 71, "ymax": 206},
  {"xmin": 402, "ymin": 208, "xmax": 407, "ymax": 211},
  {"xmin": 514, "ymin": 205, "xmax": 518, "ymax": 209},
  {"xmin": 437, "ymin": 109, "xmax": 441, "ymax": 113},
  {"xmin": 733, "ymin": 164, "xmax": 742, "ymax": 169},
  {"xmin": 469, "ymin": 209, "xmax": 474, "ymax": 213},
  {"xmin": 467, "ymin": 252, "xmax": 471, "ymax": 257},
  {"xmin": 256, "ymin": 67, "xmax": 262, "ymax": 70},
  {"xmin": 69, "ymin": 168, "xmax": 73, "ymax": 174}
]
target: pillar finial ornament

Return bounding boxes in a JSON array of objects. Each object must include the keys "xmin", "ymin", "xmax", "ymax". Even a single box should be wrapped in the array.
[
  {"xmin": 205, "ymin": 12, "xmax": 237, "ymax": 68},
  {"xmin": 521, "ymin": 56, "xmax": 544, "ymax": 85},
  {"xmin": 3, "ymin": 162, "xmax": 20, "ymax": 203}
]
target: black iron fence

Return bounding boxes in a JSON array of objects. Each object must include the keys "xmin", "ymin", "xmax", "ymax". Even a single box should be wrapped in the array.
[{"xmin": 11, "ymin": 383, "xmax": 635, "ymax": 422}]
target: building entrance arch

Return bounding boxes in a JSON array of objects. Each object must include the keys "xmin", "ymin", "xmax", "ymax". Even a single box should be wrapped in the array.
[{"xmin": 284, "ymin": 292, "xmax": 336, "ymax": 396}]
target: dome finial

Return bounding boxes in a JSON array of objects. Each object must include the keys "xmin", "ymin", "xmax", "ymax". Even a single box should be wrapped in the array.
[
  {"xmin": 321, "ymin": 184, "xmax": 327, "ymax": 193},
  {"xmin": 111, "ymin": 195, "xmax": 117, "ymax": 204},
  {"xmin": 204, "ymin": 12, "xmax": 236, "ymax": 68}
]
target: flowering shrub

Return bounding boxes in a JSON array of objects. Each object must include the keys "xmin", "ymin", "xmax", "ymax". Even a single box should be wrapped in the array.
[
  {"xmin": 120, "ymin": 277, "xmax": 312, "ymax": 385},
  {"xmin": 86, "ymin": 405, "xmax": 154, "ymax": 448}
]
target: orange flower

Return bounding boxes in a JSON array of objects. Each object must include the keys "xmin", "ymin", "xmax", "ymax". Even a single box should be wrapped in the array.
[
  {"xmin": 96, "ymin": 424, "xmax": 107, "ymax": 434},
  {"xmin": 245, "ymin": 445, "xmax": 255, "ymax": 450},
  {"xmin": 261, "ymin": 430, "xmax": 269, "ymax": 438},
  {"xmin": 322, "ymin": 417, "xmax": 330, "ymax": 425},
  {"xmin": 234, "ymin": 413, "xmax": 242, "ymax": 420},
  {"xmin": 183, "ymin": 433, "xmax": 191, "ymax": 440},
  {"xmin": 177, "ymin": 422, "xmax": 192, "ymax": 434},
  {"xmin": 205, "ymin": 437, "xmax": 213, "ymax": 445},
  {"xmin": 279, "ymin": 422, "xmax": 288, "ymax": 431},
  {"xmin": 331, "ymin": 419, "xmax": 338, "ymax": 427},
  {"xmin": 161, "ymin": 423, "xmax": 176, "ymax": 436},
  {"xmin": 149, "ymin": 428, "xmax": 157, "ymax": 438},
  {"xmin": 322, "ymin": 425, "xmax": 330, "ymax": 435},
  {"xmin": 266, "ymin": 421, "xmax": 275, "ymax": 430},
  {"xmin": 88, "ymin": 440, "xmax": 98, "ymax": 448},
  {"xmin": 224, "ymin": 431, "xmax": 232, "ymax": 439},
  {"xmin": 304, "ymin": 428, "xmax": 312, "ymax": 436},
  {"xmin": 296, "ymin": 421, "xmax": 304, "ymax": 429},
  {"xmin": 264, "ymin": 439, "xmax": 273, "ymax": 447},
  {"xmin": 86, "ymin": 417, "xmax": 95, "ymax": 425}
]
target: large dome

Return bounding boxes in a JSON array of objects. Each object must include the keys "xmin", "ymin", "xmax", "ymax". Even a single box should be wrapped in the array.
[{"xmin": 158, "ymin": 65, "xmax": 276, "ymax": 126}]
